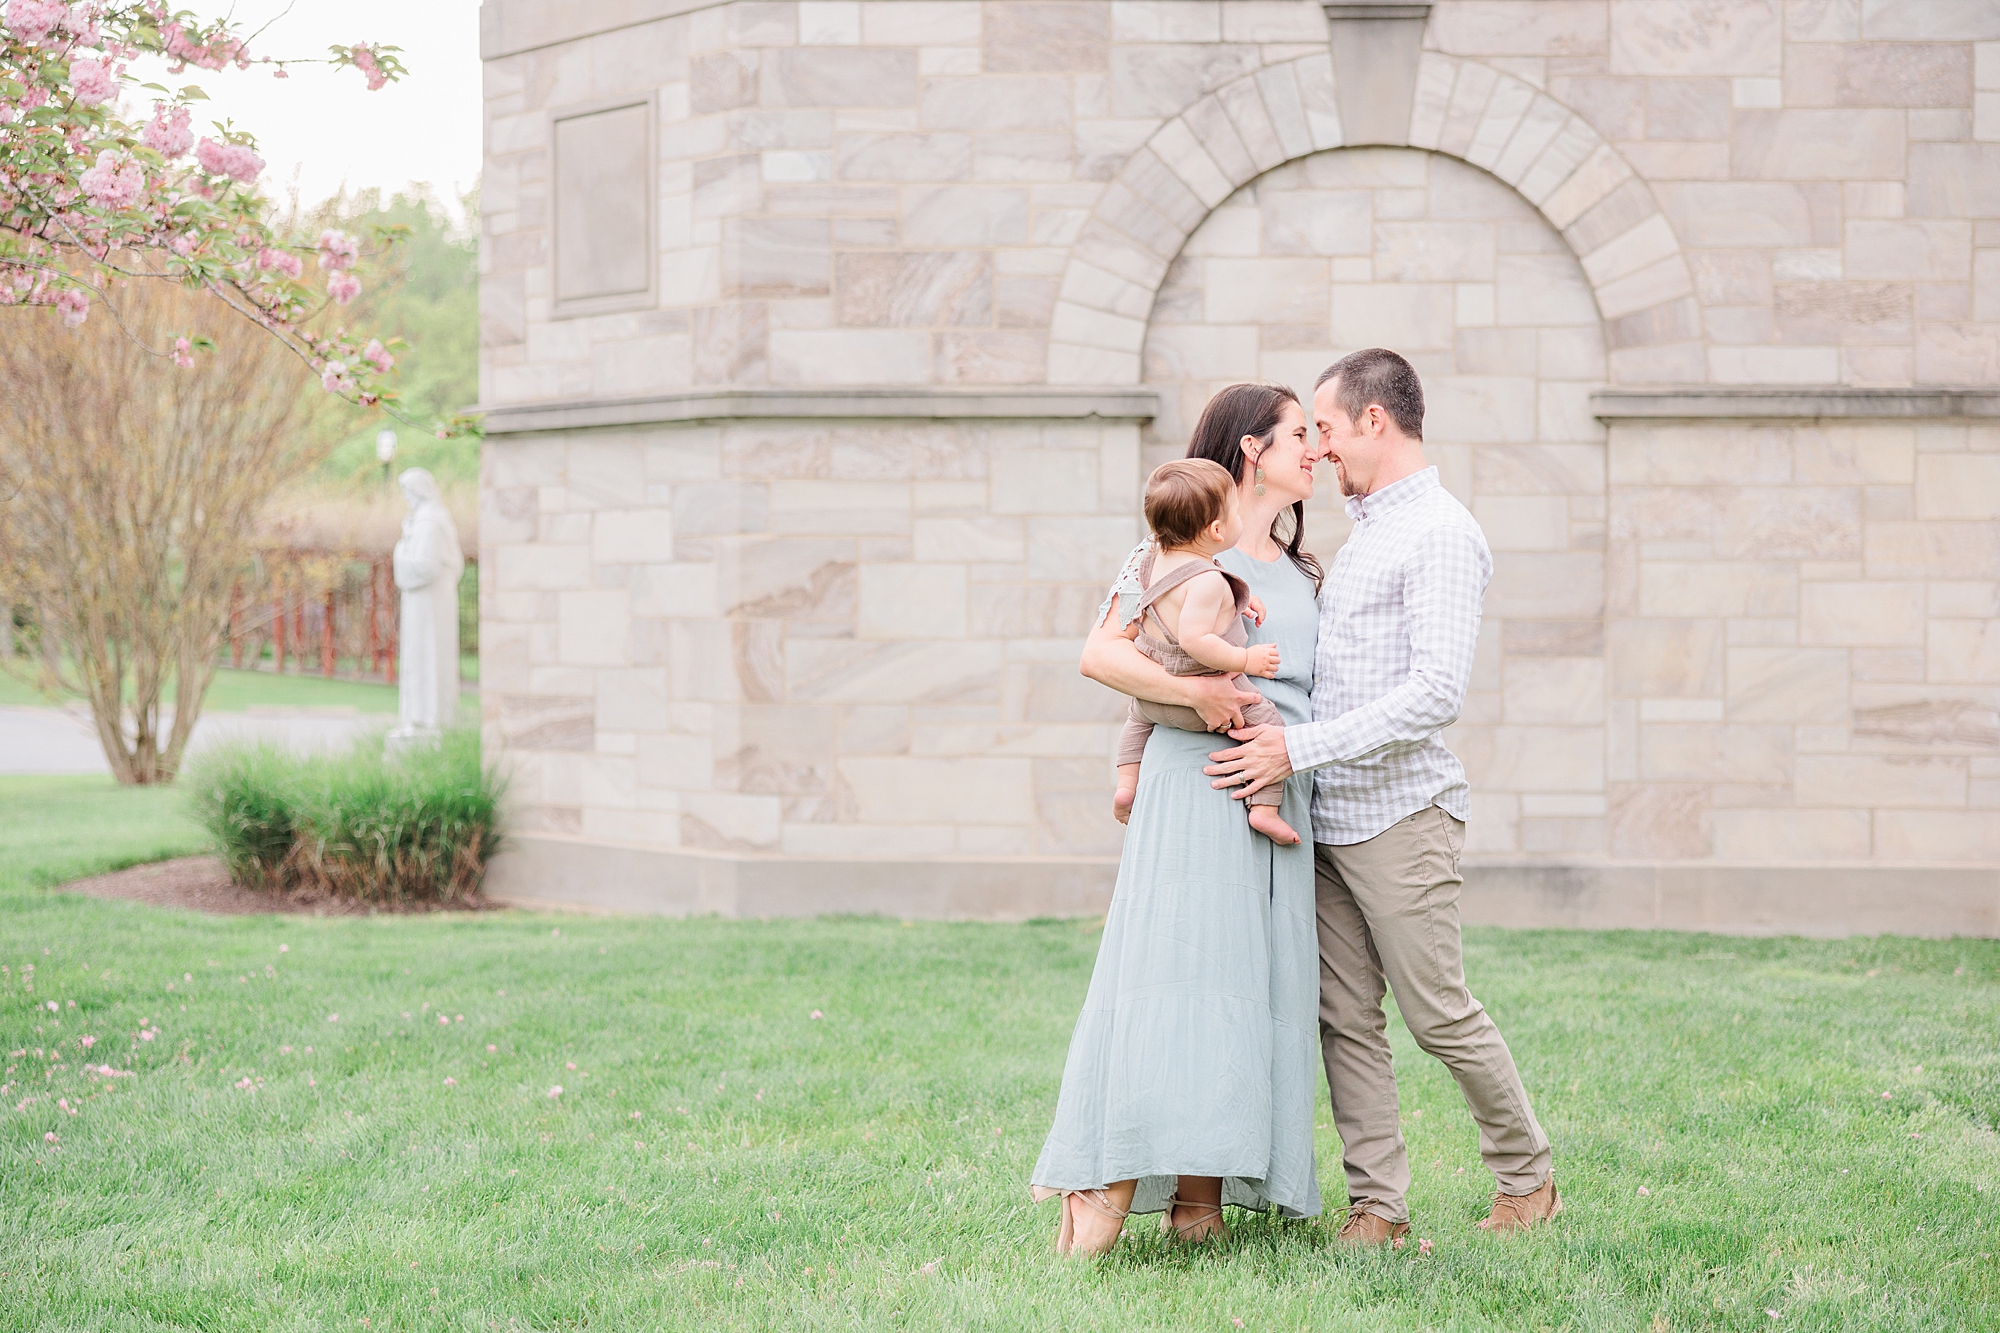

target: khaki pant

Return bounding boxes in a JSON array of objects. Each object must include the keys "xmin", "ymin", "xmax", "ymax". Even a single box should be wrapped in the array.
[{"xmin": 1314, "ymin": 806, "xmax": 1550, "ymax": 1223}]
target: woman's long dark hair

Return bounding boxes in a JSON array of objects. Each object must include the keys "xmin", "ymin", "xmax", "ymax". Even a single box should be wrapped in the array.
[{"xmin": 1182, "ymin": 383, "xmax": 1325, "ymax": 594}]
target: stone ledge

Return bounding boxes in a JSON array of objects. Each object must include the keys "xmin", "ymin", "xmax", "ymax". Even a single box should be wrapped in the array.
[
  {"xmin": 1461, "ymin": 860, "xmax": 1998, "ymax": 939},
  {"xmin": 482, "ymin": 834, "xmax": 1119, "ymax": 922},
  {"xmin": 1592, "ymin": 386, "xmax": 2000, "ymax": 421},
  {"xmin": 483, "ymin": 836, "xmax": 1999, "ymax": 937},
  {"xmin": 477, "ymin": 387, "xmax": 1163, "ymax": 437},
  {"xmin": 480, "ymin": 0, "xmax": 706, "ymax": 59}
]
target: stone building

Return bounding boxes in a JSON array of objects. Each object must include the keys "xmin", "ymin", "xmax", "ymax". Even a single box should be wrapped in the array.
[{"xmin": 475, "ymin": 0, "xmax": 2000, "ymax": 935}]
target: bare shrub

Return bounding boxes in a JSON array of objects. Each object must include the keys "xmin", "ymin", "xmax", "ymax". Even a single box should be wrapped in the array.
[{"xmin": 0, "ymin": 282, "xmax": 316, "ymax": 783}]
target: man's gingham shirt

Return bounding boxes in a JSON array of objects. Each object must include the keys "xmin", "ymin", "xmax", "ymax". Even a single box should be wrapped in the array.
[{"xmin": 1284, "ymin": 466, "xmax": 1492, "ymax": 845}]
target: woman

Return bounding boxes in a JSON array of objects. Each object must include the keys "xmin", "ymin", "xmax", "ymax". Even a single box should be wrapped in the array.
[{"xmin": 1030, "ymin": 383, "xmax": 1327, "ymax": 1253}]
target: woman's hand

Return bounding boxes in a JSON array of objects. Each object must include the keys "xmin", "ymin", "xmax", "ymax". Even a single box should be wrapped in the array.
[{"xmin": 1186, "ymin": 674, "xmax": 1265, "ymax": 731}]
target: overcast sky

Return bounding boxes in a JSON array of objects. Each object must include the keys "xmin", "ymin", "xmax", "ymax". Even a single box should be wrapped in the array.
[{"xmin": 132, "ymin": 0, "xmax": 484, "ymax": 215}]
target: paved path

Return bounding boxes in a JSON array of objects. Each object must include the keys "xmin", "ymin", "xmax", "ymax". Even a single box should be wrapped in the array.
[{"xmin": 0, "ymin": 704, "xmax": 385, "ymax": 776}]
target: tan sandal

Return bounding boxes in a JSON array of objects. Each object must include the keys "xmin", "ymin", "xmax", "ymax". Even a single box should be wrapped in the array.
[
  {"xmin": 1035, "ymin": 1186, "xmax": 1131, "ymax": 1256},
  {"xmin": 1160, "ymin": 1196, "xmax": 1226, "ymax": 1243}
]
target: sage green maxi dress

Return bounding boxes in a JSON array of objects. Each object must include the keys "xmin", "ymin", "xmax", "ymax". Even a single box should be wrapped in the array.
[{"xmin": 1031, "ymin": 543, "xmax": 1324, "ymax": 1220}]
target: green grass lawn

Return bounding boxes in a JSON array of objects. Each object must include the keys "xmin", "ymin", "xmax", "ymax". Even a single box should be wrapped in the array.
[
  {"xmin": 0, "ymin": 665, "xmax": 483, "ymax": 714},
  {"xmin": 3, "ymin": 779, "xmax": 1997, "ymax": 1331}
]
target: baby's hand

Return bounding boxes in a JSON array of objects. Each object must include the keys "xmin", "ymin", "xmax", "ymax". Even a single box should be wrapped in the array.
[
  {"xmin": 1245, "ymin": 643, "xmax": 1281, "ymax": 679},
  {"xmin": 1245, "ymin": 594, "xmax": 1267, "ymax": 626}
]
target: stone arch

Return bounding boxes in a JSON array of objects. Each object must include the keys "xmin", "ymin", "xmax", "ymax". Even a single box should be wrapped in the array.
[{"xmin": 1046, "ymin": 53, "xmax": 1699, "ymax": 388}]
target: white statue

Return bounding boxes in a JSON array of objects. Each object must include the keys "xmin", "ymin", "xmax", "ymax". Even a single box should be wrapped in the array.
[{"xmin": 388, "ymin": 468, "xmax": 464, "ymax": 744}]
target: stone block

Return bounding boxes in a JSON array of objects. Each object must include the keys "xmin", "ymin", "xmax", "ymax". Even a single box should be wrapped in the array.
[
  {"xmin": 1731, "ymin": 109, "xmax": 1905, "ymax": 180},
  {"xmin": 1331, "ymin": 282, "xmax": 1456, "ymax": 351},
  {"xmin": 1495, "ymin": 254, "xmax": 1600, "ymax": 327},
  {"xmin": 1473, "ymin": 444, "xmax": 1606, "ymax": 495},
  {"xmin": 591, "ymin": 509, "xmax": 677, "ymax": 564},
  {"xmin": 921, "ymin": 74, "xmax": 1073, "ymax": 130},
  {"xmin": 1607, "ymin": 783, "xmax": 1712, "ymax": 859},
  {"xmin": 1642, "ymin": 562, "xmax": 1796, "ymax": 618},
  {"xmin": 1851, "ymin": 691, "xmax": 2000, "ymax": 751},
  {"xmin": 840, "ymin": 755, "xmax": 1035, "ymax": 825},
  {"xmin": 559, "ymin": 590, "xmax": 631, "ymax": 666},
  {"xmin": 1609, "ymin": 618, "xmax": 1725, "ymax": 697},
  {"xmin": 764, "ymin": 48, "xmax": 917, "ymax": 107},
  {"xmin": 1845, "ymin": 220, "xmax": 1971, "ymax": 281},
  {"xmin": 1726, "ymin": 647, "xmax": 1849, "ymax": 722},
  {"xmin": 834, "ymin": 251, "xmax": 990, "ymax": 326},
  {"xmin": 494, "ymin": 543, "xmax": 590, "ymax": 592},
  {"xmin": 1710, "ymin": 808, "xmax": 1871, "ymax": 860},
  {"xmin": 1609, "ymin": 426, "xmax": 1792, "ymax": 485},
  {"xmin": 1474, "ymin": 496, "xmax": 1569, "ymax": 552},
  {"xmin": 1455, "ymin": 725, "xmax": 1606, "ymax": 791},
  {"xmin": 857, "ymin": 563, "xmax": 967, "ymax": 639},
  {"xmin": 1505, "ymin": 620, "xmax": 1604, "ymax": 657},
  {"xmin": 1427, "ymin": 376, "xmax": 1541, "ymax": 445},
  {"xmin": 1873, "ymin": 810, "xmax": 2000, "ymax": 861},
  {"xmin": 1837, "ymin": 41, "xmax": 1972, "ymax": 106},
  {"xmin": 722, "ymin": 218, "xmax": 830, "ymax": 297},
  {"xmin": 1794, "ymin": 754, "xmax": 1966, "ymax": 807},
  {"xmin": 834, "ymin": 131, "xmax": 973, "ymax": 180},
  {"xmin": 1641, "ymin": 723, "xmax": 1792, "ymax": 783},
  {"xmin": 1771, "ymin": 280, "xmax": 1912, "ymax": 345},
  {"xmin": 1655, "ymin": 182, "xmax": 1832, "ymax": 249},
  {"xmin": 1797, "ymin": 581, "xmax": 1919, "ymax": 649},
  {"xmin": 1503, "ymin": 657, "xmax": 1605, "ymax": 724},
  {"xmin": 1929, "ymin": 621, "xmax": 2000, "ymax": 684},
  {"xmin": 1261, "ymin": 190, "xmax": 1371, "ymax": 257},
  {"xmin": 1715, "ymin": 487, "xmax": 1862, "ymax": 560},
  {"xmin": 597, "ymin": 668, "xmax": 670, "ymax": 733},
  {"xmin": 981, "ymin": 2, "xmax": 1109, "ymax": 74},
  {"xmin": 1202, "ymin": 257, "xmax": 1330, "ymax": 325},
  {"xmin": 1372, "ymin": 222, "xmax": 1497, "ymax": 283},
  {"xmin": 1915, "ymin": 455, "xmax": 2000, "ymax": 520},
  {"xmin": 935, "ymin": 331, "xmax": 1048, "ymax": 384},
  {"xmin": 768, "ymin": 329, "xmax": 931, "ymax": 385},
  {"xmin": 903, "ymin": 184, "xmax": 1031, "ymax": 245},
  {"xmin": 990, "ymin": 449, "xmax": 1100, "ymax": 515},
  {"xmin": 788, "ymin": 639, "xmax": 1002, "ymax": 704},
  {"xmin": 1610, "ymin": 0, "xmax": 1780, "ymax": 75},
  {"xmin": 1487, "ymin": 553, "xmax": 1606, "ymax": 618}
]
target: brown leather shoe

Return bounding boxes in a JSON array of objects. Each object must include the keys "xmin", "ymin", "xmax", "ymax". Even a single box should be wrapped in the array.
[
  {"xmin": 1477, "ymin": 1174, "xmax": 1562, "ymax": 1233},
  {"xmin": 1334, "ymin": 1203, "xmax": 1410, "ymax": 1247}
]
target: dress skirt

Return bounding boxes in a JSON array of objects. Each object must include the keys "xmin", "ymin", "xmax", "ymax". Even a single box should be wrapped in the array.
[{"xmin": 1029, "ymin": 722, "xmax": 1323, "ymax": 1218}]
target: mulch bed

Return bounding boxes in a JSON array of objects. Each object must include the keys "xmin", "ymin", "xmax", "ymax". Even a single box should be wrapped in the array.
[{"xmin": 53, "ymin": 856, "xmax": 504, "ymax": 916}]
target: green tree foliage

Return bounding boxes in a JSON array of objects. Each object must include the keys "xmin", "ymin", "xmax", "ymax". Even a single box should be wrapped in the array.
[{"xmin": 302, "ymin": 186, "xmax": 480, "ymax": 490}]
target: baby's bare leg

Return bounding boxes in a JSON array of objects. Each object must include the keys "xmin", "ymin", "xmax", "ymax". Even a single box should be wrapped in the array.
[
  {"xmin": 1113, "ymin": 708, "xmax": 1152, "ymax": 824},
  {"xmin": 1236, "ymin": 694, "xmax": 1300, "ymax": 845},
  {"xmin": 1113, "ymin": 763, "xmax": 1141, "ymax": 825}
]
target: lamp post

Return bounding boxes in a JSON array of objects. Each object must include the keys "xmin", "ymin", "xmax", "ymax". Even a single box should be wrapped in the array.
[{"xmin": 376, "ymin": 428, "xmax": 397, "ymax": 487}]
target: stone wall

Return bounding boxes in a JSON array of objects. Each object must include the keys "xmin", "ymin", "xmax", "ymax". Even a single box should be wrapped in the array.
[{"xmin": 476, "ymin": 0, "xmax": 2000, "ymax": 934}]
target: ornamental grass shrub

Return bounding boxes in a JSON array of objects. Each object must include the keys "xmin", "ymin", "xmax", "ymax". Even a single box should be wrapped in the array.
[{"xmin": 186, "ymin": 729, "xmax": 503, "ymax": 904}]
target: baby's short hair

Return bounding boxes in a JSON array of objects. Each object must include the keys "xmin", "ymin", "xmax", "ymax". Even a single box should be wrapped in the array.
[{"xmin": 1144, "ymin": 458, "xmax": 1235, "ymax": 548}]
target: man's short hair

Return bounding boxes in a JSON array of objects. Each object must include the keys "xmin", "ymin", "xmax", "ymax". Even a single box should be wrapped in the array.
[
  {"xmin": 1143, "ymin": 458, "xmax": 1235, "ymax": 548},
  {"xmin": 1315, "ymin": 348, "xmax": 1424, "ymax": 440}
]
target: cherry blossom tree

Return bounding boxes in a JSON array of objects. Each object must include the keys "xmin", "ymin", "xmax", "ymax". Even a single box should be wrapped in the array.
[{"xmin": 0, "ymin": 2, "xmax": 474, "ymax": 435}]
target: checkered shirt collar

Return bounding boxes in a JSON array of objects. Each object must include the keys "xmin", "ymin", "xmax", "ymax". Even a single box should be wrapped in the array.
[{"xmin": 1343, "ymin": 465, "xmax": 1439, "ymax": 523}]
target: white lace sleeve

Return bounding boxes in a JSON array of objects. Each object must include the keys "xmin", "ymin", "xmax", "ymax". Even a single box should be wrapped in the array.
[{"xmin": 1096, "ymin": 540, "xmax": 1152, "ymax": 630}]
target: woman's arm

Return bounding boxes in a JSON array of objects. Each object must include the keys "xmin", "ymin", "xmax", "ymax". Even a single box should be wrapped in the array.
[{"xmin": 1079, "ymin": 605, "xmax": 1262, "ymax": 731}]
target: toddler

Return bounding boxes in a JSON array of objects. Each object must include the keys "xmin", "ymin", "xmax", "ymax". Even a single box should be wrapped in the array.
[{"xmin": 1111, "ymin": 459, "xmax": 1299, "ymax": 847}]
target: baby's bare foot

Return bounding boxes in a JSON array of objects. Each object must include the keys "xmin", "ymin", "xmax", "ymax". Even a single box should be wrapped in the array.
[
  {"xmin": 1112, "ymin": 787, "xmax": 1136, "ymax": 825},
  {"xmin": 1247, "ymin": 805, "xmax": 1300, "ymax": 846}
]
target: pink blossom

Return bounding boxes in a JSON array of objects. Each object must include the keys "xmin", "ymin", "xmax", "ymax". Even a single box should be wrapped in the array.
[
  {"xmin": 45, "ymin": 1000, "xmax": 57, "ymax": 1012},
  {"xmin": 256, "ymin": 247, "xmax": 303, "ymax": 280},
  {"xmin": 79, "ymin": 1035, "xmax": 95, "ymax": 1048},
  {"xmin": 78, "ymin": 149, "xmax": 143, "ymax": 210},
  {"xmin": 140, "ymin": 104, "xmax": 193, "ymax": 159},
  {"xmin": 327, "ymin": 271, "xmax": 361, "ymax": 305},
  {"xmin": 67, "ymin": 57, "xmax": 115, "ymax": 107},
  {"xmin": 57, "ymin": 289, "xmax": 90, "ymax": 330},
  {"xmin": 316, "ymin": 229, "xmax": 359, "ymax": 271},
  {"xmin": 437, "ymin": 1014, "xmax": 449, "ymax": 1026},
  {"xmin": 442, "ymin": 1077, "xmax": 456, "ymax": 1086},
  {"xmin": 43, "ymin": 1131, "xmax": 57, "ymax": 1144},
  {"xmin": 194, "ymin": 137, "xmax": 263, "ymax": 184},
  {"xmin": 320, "ymin": 360, "xmax": 354, "ymax": 394},
  {"xmin": 810, "ymin": 1010, "xmax": 823, "ymax": 1020},
  {"xmin": 138, "ymin": 1028, "xmax": 155, "ymax": 1041},
  {"xmin": 547, "ymin": 1085, "xmax": 563, "ymax": 1099},
  {"xmin": 4, "ymin": 0, "xmax": 65, "ymax": 45},
  {"xmin": 362, "ymin": 338, "xmax": 393, "ymax": 373},
  {"xmin": 1417, "ymin": 1237, "xmax": 1434, "ymax": 1256},
  {"xmin": 63, "ymin": 3, "xmax": 100, "ymax": 45},
  {"xmin": 350, "ymin": 43, "xmax": 388, "ymax": 92},
  {"xmin": 172, "ymin": 336, "xmax": 193, "ymax": 369}
]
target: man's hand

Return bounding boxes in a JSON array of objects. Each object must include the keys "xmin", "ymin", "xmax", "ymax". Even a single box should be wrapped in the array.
[
  {"xmin": 1206, "ymin": 725, "xmax": 1294, "ymax": 799},
  {"xmin": 1186, "ymin": 674, "xmax": 1264, "ymax": 732}
]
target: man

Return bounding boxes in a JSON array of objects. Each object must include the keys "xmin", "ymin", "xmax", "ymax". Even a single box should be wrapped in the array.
[{"xmin": 1207, "ymin": 348, "xmax": 1558, "ymax": 1243}]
